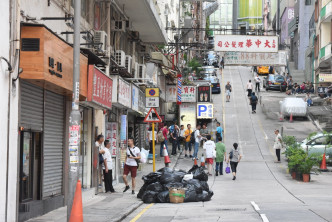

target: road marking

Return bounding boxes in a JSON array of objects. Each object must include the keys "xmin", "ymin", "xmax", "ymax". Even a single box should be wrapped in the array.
[
  {"xmin": 250, "ymin": 201, "xmax": 260, "ymax": 211},
  {"xmin": 260, "ymin": 214, "xmax": 270, "ymax": 222},
  {"xmin": 130, "ymin": 203, "xmax": 154, "ymax": 222}
]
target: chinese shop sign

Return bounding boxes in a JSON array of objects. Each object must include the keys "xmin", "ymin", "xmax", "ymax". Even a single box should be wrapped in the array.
[
  {"xmin": 106, "ymin": 122, "xmax": 118, "ymax": 157},
  {"xmin": 166, "ymin": 85, "xmax": 196, "ymax": 102},
  {"xmin": 224, "ymin": 51, "xmax": 287, "ymax": 66},
  {"xmin": 118, "ymin": 78, "xmax": 131, "ymax": 108}
]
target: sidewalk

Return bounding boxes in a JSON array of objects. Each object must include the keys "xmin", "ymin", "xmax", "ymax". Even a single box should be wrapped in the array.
[{"xmin": 27, "ymin": 151, "xmax": 182, "ymax": 222}]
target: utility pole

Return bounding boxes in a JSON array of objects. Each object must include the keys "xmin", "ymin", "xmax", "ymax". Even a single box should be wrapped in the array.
[{"xmin": 67, "ymin": 0, "xmax": 81, "ymax": 221}]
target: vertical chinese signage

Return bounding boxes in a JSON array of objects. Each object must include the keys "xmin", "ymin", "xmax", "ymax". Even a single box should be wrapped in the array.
[
  {"xmin": 69, "ymin": 125, "xmax": 80, "ymax": 163},
  {"xmin": 198, "ymin": 86, "xmax": 211, "ymax": 102},
  {"xmin": 118, "ymin": 78, "xmax": 131, "ymax": 108},
  {"xmin": 106, "ymin": 122, "xmax": 118, "ymax": 157},
  {"xmin": 120, "ymin": 115, "xmax": 127, "ymax": 169},
  {"xmin": 177, "ymin": 74, "xmax": 182, "ymax": 105},
  {"xmin": 88, "ymin": 65, "xmax": 113, "ymax": 109},
  {"xmin": 132, "ymin": 84, "xmax": 139, "ymax": 112},
  {"xmin": 214, "ymin": 35, "xmax": 278, "ymax": 52}
]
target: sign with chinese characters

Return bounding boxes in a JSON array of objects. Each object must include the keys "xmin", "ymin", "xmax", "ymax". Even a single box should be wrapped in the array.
[
  {"xmin": 120, "ymin": 115, "xmax": 127, "ymax": 141},
  {"xmin": 166, "ymin": 85, "xmax": 196, "ymax": 102},
  {"xmin": 118, "ymin": 78, "xmax": 131, "ymax": 108},
  {"xmin": 197, "ymin": 104, "xmax": 213, "ymax": 119},
  {"xmin": 106, "ymin": 122, "xmax": 117, "ymax": 157},
  {"xmin": 69, "ymin": 125, "xmax": 80, "ymax": 163},
  {"xmin": 214, "ymin": 35, "xmax": 278, "ymax": 52},
  {"xmin": 132, "ymin": 85, "xmax": 139, "ymax": 112},
  {"xmin": 224, "ymin": 51, "xmax": 287, "ymax": 66},
  {"xmin": 319, "ymin": 74, "xmax": 332, "ymax": 82},
  {"xmin": 146, "ymin": 97, "xmax": 159, "ymax": 108},
  {"xmin": 198, "ymin": 86, "xmax": 211, "ymax": 102},
  {"xmin": 87, "ymin": 65, "xmax": 113, "ymax": 109},
  {"xmin": 180, "ymin": 103, "xmax": 196, "ymax": 129},
  {"xmin": 138, "ymin": 90, "xmax": 146, "ymax": 114},
  {"xmin": 145, "ymin": 88, "xmax": 159, "ymax": 97}
]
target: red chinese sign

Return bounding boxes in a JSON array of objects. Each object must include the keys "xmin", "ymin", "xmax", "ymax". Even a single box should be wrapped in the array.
[
  {"xmin": 214, "ymin": 35, "xmax": 278, "ymax": 53},
  {"xmin": 87, "ymin": 65, "xmax": 113, "ymax": 109}
]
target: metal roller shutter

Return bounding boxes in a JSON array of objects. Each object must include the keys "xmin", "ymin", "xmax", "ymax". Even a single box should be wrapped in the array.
[
  {"xmin": 20, "ymin": 81, "xmax": 44, "ymax": 131},
  {"xmin": 43, "ymin": 90, "xmax": 65, "ymax": 198}
]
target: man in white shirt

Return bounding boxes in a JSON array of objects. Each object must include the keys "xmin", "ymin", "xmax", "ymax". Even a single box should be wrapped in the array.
[
  {"xmin": 254, "ymin": 74, "xmax": 261, "ymax": 92},
  {"xmin": 102, "ymin": 140, "xmax": 115, "ymax": 193},
  {"xmin": 123, "ymin": 138, "xmax": 141, "ymax": 194},
  {"xmin": 147, "ymin": 125, "xmax": 158, "ymax": 154},
  {"xmin": 95, "ymin": 134, "xmax": 105, "ymax": 187},
  {"xmin": 193, "ymin": 125, "xmax": 202, "ymax": 160},
  {"xmin": 247, "ymin": 80, "xmax": 253, "ymax": 97},
  {"xmin": 203, "ymin": 135, "xmax": 216, "ymax": 176}
]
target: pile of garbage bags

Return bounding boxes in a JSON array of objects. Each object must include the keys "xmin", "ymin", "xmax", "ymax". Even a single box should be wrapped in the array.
[{"xmin": 137, "ymin": 166, "xmax": 214, "ymax": 203}]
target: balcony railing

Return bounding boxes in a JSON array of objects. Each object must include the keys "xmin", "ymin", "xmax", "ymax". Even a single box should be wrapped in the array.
[
  {"xmin": 320, "ymin": 1, "xmax": 332, "ymax": 21},
  {"xmin": 319, "ymin": 43, "xmax": 331, "ymax": 60}
]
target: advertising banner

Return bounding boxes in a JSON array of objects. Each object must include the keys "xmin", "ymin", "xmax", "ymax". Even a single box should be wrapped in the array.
[
  {"xmin": 224, "ymin": 51, "xmax": 287, "ymax": 66},
  {"xmin": 166, "ymin": 85, "xmax": 196, "ymax": 102},
  {"xmin": 198, "ymin": 86, "xmax": 211, "ymax": 102},
  {"xmin": 180, "ymin": 103, "xmax": 196, "ymax": 129},
  {"xmin": 118, "ymin": 78, "xmax": 131, "ymax": 108},
  {"xmin": 132, "ymin": 84, "xmax": 139, "ymax": 112},
  {"xmin": 106, "ymin": 122, "xmax": 118, "ymax": 157},
  {"xmin": 319, "ymin": 74, "xmax": 332, "ymax": 82},
  {"xmin": 214, "ymin": 35, "xmax": 278, "ymax": 52}
]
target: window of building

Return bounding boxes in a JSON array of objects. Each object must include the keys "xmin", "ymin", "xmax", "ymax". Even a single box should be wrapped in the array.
[{"xmin": 305, "ymin": 0, "xmax": 311, "ymax": 5}]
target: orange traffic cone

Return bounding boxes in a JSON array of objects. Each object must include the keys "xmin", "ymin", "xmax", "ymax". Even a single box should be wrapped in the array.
[
  {"xmin": 279, "ymin": 112, "xmax": 284, "ymax": 122},
  {"xmin": 163, "ymin": 145, "xmax": 171, "ymax": 167},
  {"xmin": 194, "ymin": 158, "xmax": 198, "ymax": 166},
  {"xmin": 320, "ymin": 153, "xmax": 328, "ymax": 171},
  {"xmin": 289, "ymin": 113, "xmax": 293, "ymax": 123},
  {"xmin": 69, "ymin": 180, "xmax": 83, "ymax": 222},
  {"xmin": 200, "ymin": 155, "xmax": 205, "ymax": 168}
]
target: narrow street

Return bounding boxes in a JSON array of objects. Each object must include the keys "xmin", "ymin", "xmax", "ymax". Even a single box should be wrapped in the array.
[{"xmin": 123, "ymin": 67, "xmax": 332, "ymax": 222}]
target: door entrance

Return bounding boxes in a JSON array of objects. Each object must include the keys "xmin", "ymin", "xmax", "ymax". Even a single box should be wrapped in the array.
[{"xmin": 19, "ymin": 131, "xmax": 42, "ymax": 202}]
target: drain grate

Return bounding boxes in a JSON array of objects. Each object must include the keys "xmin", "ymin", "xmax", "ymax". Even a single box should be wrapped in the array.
[{"xmin": 209, "ymin": 208, "xmax": 247, "ymax": 212}]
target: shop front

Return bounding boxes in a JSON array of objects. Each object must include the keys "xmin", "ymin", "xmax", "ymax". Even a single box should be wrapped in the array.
[{"xmin": 18, "ymin": 24, "xmax": 88, "ymax": 221}]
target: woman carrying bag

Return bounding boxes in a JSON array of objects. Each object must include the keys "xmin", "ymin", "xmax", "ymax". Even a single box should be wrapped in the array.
[{"xmin": 227, "ymin": 143, "xmax": 242, "ymax": 180}]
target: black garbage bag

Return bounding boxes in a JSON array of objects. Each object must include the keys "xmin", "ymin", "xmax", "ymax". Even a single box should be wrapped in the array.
[
  {"xmin": 142, "ymin": 191, "xmax": 158, "ymax": 203},
  {"xmin": 142, "ymin": 172, "xmax": 162, "ymax": 185},
  {"xmin": 185, "ymin": 179, "xmax": 203, "ymax": 194},
  {"xmin": 156, "ymin": 191, "xmax": 170, "ymax": 203},
  {"xmin": 146, "ymin": 182, "xmax": 164, "ymax": 193},
  {"xmin": 196, "ymin": 190, "xmax": 214, "ymax": 202},
  {"xmin": 160, "ymin": 171, "xmax": 185, "ymax": 184},
  {"xmin": 158, "ymin": 167, "xmax": 174, "ymax": 174},
  {"xmin": 184, "ymin": 184, "xmax": 197, "ymax": 202},
  {"xmin": 191, "ymin": 167, "xmax": 208, "ymax": 181},
  {"xmin": 137, "ymin": 183, "xmax": 148, "ymax": 199},
  {"xmin": 200, "ymin": 181, "xmax": 209, "ymax": 192},
  {"xmin": 163, "ymin": 182, "xmax": 184, "ymax": 190},
  {"xmin": 188, "ymin": 165, "xmax": 199, "ymax": 173}
]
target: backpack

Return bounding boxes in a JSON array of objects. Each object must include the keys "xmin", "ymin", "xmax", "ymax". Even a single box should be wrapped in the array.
[
  {"xmin": 190, "ymin": 130, "xmax": 196, "ymax": 144},
  {"xmin": 251, "ymin": 96, "xmax": 258, "ymax": 104},
  {"xmin": 157, "ymin": 131, "xmax": 165, "ymax": 142}
]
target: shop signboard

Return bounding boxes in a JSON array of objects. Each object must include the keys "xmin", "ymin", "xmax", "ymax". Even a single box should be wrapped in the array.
[
  {"xmin": 198, "ymin": 86, "xmax": 211, "ymax": 102},
  {"xmin": 106, "ymin": 122, "xmax": 118, "ymax": 157},
  {"xmin": 132, "ymin": 84, "xmax": 139, "ymax": 112},
  {"xmin": 180, "ymin": 103, "xmax": 196, "ymax": 129},
  {"xmin": 319, "ymin": 74, "xmax": 332, "ymax": 82},
  {"xmin": 87, "ymin": 65, "xmax": 113, "ymax": 109},
  {"xmin": 166, "ymin": 85, "xmax": 196, "ymax": 102},
  {"xmin": 197, "ymin": 103, "xmax": 213, "ymax": 119},
  {"xmin": 138, "ymin": 90, "xmax": 146, "ymax": 115},
  {"xmin": 146, "ymin": 97, "xmax": 159, "ymax": 108},
  {"xmin": 118, "ymin": 78, "xmax": 131, "ymax": 108},
  {"xmin": 224, "ymin": 51, "xmax": 287, "ymax": 66},
  {"xmin": 214, "ymin": 35, "xmax": 278, "ymax": 52}
]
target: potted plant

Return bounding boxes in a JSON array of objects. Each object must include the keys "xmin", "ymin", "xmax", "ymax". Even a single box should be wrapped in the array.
[
  {"xmin": 287, "ymin": 149, "xmax": 306, "ymax": 180},
  {"xmin": 299, "ymin": 154, "xmax": 320, "ymax": 182}
]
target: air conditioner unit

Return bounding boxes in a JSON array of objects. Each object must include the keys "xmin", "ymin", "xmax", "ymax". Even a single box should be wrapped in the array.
[
  {"xmin": 111, "ymin": 21, "xmax": 126, "ymax": 32},
  {"xmin": 115, "ymin": 50, "xmax": 126, "ymax": 67},
  {"xmin": 138, "ymin": 64, "xmax": 146, "ymax": 79},
  {"xmin": 134, "ymin": 62, "xmax": 139, "ymax": 79},
  {"xmin": 125, "ymin": 55, "xmax": 132, "ymax": 73},
  {"xmin": 94, "ymin": 30, "xmax": 107, "ymax": 51}
]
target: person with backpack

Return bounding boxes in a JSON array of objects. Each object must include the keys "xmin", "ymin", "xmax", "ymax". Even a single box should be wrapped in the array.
[
  {"xmin": 215, "ymin": 137, "xmax": 226, "ymax": 176},
  {"xmin": 193, "ymin": 125, "xmax": 202, "ymax": 160},
  {"xmin": 227, "ymin": 143, "xmax": 242, "ymax": 180},
  {"xmin": 159, "ymin": 124, "xmax": 169, "ymax": 157},
  {"xmin": 215, "ymin": 122, "xmax": 223, "ymax": 142},
  {"xmin": 123, "ymin": 137, "xmax": 141, "ymax": 195},
  {"xmin": 184, "ymin": 124, "xmax": 193, "ymax": 158},
  {"xmin": 225, "ymin": 82, "xmax": 232, "ymax": 102},
  {"xmin": 250, "ymin": 92, "xmax": 258, "ymax": 114}
]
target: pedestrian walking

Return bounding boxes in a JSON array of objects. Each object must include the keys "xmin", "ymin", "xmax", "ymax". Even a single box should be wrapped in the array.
[
  {"xmin": 123, "ymin": 138, "xmax": 141, "ymax": 195},
  {"xmin": 171, "ymin": 125, "xmax": 180, "ymax": 155},
  {"xmin": 286, "ymin": 76, "xmax": 293, "ymax": 94},
  {"xmin": 219, "ymin": 56, "xmax": 224, "ymax": 70},
  {"xmin": 95, "ymin": 134, "xmax": 105, "ymax": 187},
  {"xmin": 159, "ymin": 124, "xmax": 169, "ymax": 157},
  {"xmin": 273, "ymin": 130, "xmax": 283, "ymax": 163},
  {"xmin": 203, "ymin": 135, "xmax": 215, "ymax": 176},
  {"xmin": 227, "ymin": 143, "xmax": 242, "ymax": 180},
  {"xmin": 147, "ymin": 125, "xmax": 158, "ymax": 154},
  {"xmin": 247, "ymin": 80, "xmax": 253, "ymax": 97},
  {"xmin": 225, "ymin": 81, "xmax": 232, "ymax": 102},
  {"xmin": 184, "ymin": 124, "xmax": 193, "ymax": 158},
  {"xmin": 254, "ymin": 74, "xmax": 261, "ymax": 92},
  {"xmin": 193, "ymin": 125, "xmax": 202, "ymax": 160},
  {"xmin": 215, "ymin": 122, "xmax": 223, "ymax": 142},
  {"xmin": 102, "ymin": 140, "xmax": 115, "ymax": 193},
  {"xmin": 215, "ymin": 137, "xmax": 226, "ymax": 176},
  {"xmin": 250, "ymin": 92, "xmax": 258, "ymax": 114},
  {"xmin": 179, "ymin": 125, "xmax": 185, "ymax": 152}
]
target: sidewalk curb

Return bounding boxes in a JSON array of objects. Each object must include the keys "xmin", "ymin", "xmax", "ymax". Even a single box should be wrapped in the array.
[{"xmin": 111, "ymin": 201, "xmax": 144, "ymax": 222}]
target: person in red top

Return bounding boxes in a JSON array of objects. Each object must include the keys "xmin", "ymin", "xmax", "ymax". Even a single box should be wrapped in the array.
[{"xmin": 160, "ymin": 124, "xmax": 169, "ymax": 157}]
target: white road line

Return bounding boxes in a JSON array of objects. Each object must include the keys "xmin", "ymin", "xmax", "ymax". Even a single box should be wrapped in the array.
[
  {"xmin": 250, "ymin": 201, "xmax": 260, "ymax": 211},
  {"xmin": 260, "ymin": 214, "xmax": 270, "ymax": 222}
]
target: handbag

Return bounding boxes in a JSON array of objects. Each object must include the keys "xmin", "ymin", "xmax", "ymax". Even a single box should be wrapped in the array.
[
  {"xmin": 225, "ymin": 163, "xmax": 231, "ymax": 174},
  {"xmin": 128, "ymin": 147, "xmax": 140, "ymax": 169},
  {"xmin": 99, "ymin": 153, "xmax": 104, "ymax": 165}
]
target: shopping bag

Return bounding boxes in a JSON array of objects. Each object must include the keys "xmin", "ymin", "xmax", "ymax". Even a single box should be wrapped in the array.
[{"xmin": 225, "ymin": 164, "xmax": 231, "ymax": 174}]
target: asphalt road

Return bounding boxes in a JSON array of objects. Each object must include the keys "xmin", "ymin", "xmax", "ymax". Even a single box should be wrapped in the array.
[{"xmin": 124, "ymin": 66, "xmax": 332, "ymax": 222}]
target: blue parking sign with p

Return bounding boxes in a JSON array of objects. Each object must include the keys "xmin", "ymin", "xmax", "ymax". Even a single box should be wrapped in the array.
[
  {"xmin": 198, "ymin": 105, "xmax": 207, "ymax": 116},
  {"xmin": 197, "ymin": 104, "xmax": 213, "ymax": 119}
]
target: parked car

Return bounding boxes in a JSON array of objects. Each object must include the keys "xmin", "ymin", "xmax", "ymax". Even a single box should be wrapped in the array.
[
  {"xmin": 257, "ymin": 66, "xmax": 270, "ymax": 75},
  {"xmin": 203, "ymin": 52, "xmax": 219, "ymax": 68},
  {"xmin": 279, "ymin": 97, "xmax": 307, "ymax": 117},
  {"xmin": 299, "ymin": 133, "xmax": 332, "ymax": 156},
  {"xmin": 263, "ymin": 74, "xmax": 287, "ymax": 91},
  {"xmin": 210, "ymin": 78, "xmax": 221, "ymax": 94},
  {"xmin": 200, "ymin": 71, "xmax": 220, "ymax": 94}
]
